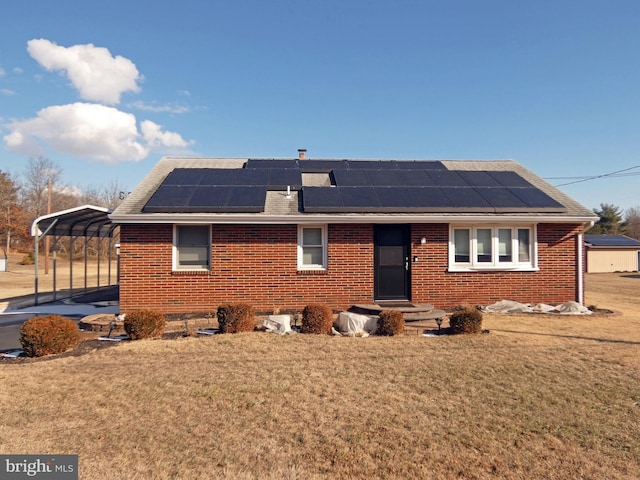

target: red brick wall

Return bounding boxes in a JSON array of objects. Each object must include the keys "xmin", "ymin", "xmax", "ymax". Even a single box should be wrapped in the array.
[
  {"xmin": 119, "ymin": 223, "xmax": 374, "ymax": 314},
  {"xmin": 411, "ymin": 223, "xmax": 584, "ymax": 307},
  {"xmin": 119, "ymin": 222, "xmax": 584, "ymax": 313}
]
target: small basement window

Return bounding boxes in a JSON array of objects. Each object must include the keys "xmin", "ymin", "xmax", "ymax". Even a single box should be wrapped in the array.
[{"xmin": 174, "ymin": 225, "xmax": 211, "ymax": 270}]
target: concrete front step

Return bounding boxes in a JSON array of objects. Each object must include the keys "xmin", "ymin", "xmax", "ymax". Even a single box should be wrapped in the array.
[
  {"xmin": 349, "ymin": 303, "xmax": 435, "ymax": 315},
  {"xmin": 403, "ymin": 309, "xmax": 447, "ymax": 322}
]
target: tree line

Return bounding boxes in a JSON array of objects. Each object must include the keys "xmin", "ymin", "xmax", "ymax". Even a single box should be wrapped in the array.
[
  {"xmin": 0, "ymin": 156, "xmax": 126, "ymax": 258},
  {"xmin": 590, "ymin": 203, "xmax": 640, "ymax": 239}
]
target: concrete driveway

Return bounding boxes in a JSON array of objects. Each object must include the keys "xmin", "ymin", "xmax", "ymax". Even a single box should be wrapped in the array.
[{"xmin": 0, "ymin": 286, "xmax": 119, "ymax": 354}]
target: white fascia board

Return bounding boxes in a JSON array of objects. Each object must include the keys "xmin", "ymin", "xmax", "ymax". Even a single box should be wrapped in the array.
[{"xmin": 109, "ymin": 213, "xmax": 599, "ymax": 225}]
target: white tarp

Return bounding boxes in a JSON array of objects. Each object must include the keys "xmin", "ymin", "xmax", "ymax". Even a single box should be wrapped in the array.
[
  {"xmin": 482, "ymin": 300, "xmax": 592, "ymax": 315},
  {"xmin": 263, "ymin": 314, "xmax": 293, "ymax": 334},
  {"xmin": 333, "ymin": 312, "xmax": 379, "ymax": 335}
]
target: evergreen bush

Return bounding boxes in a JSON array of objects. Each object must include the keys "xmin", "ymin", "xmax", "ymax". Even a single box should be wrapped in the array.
[
  {"xmin": 216, "ymin": 303, "xmax": 255, "ymax": 333},
  {"xmin": 123, "ymin": 309, "xmax": 166, "ymax": 340},
  {"xmin": 449, "ymin": 308, "xmax": 483, "ymax": 334},
  {"xmin": 301, "ymin": 303, "xmax": 334, "ymax": 334},
  {"xmin": 20, "ymin": 315, "xmax": 81, "ymax": 357},
  {"xmin": 376, "ymin": 310, "xmax": 405, "ymax": 336}
]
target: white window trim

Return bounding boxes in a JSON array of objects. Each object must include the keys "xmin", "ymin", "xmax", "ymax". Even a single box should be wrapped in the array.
[
  {"xmin": 297, "ymin": 224, "xmax": 328, "ymax": 270},
  {"xmin": 448, "ymin": 224, "xmax": 538, "ymax": 272},
  {"xmin": 173, "ymin": 224, "xmax": 212, "ymax": 271}
]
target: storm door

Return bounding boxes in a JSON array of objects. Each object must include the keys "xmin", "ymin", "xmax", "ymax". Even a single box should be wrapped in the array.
[{"xmin": 374, "ymin": 224, "xmax": 410, "ymax": 301}]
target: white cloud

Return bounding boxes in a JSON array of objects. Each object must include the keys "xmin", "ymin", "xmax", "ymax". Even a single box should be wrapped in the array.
[
  {"xmin": 0, "ymin": 68, "xmax": 5, "ymax": 77},
  {"xmin": 13, "ymin": 67, "xmax": 24, "ymax": 74},
  {"xmin": 1, "ymin": 88, "xmax": 15, "ymax": 96},
  {"xmin": 129, "ymin": 101, "xmax": 190, "ymax": 114},
  {"xmin": 3, "ymin": 102, "xmax": 192, "ymax": 164},
  {"xmin": 27, "ymin": 39, "xmax": 142, "ymax": 105},
  {"xmin": 140, "ymin": 120, "xmax": 192, "ymax": 149}
]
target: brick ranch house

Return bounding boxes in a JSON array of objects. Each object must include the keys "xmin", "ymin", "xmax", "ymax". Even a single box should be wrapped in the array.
[{"xmin": 109, "ymin": 155, "xmax": 598, "ymax": 314}]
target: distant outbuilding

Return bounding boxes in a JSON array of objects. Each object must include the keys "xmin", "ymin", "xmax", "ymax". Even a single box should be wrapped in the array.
[{"xmin": 584, "ymin": 234, "xmax": 640, "ymax": 273}]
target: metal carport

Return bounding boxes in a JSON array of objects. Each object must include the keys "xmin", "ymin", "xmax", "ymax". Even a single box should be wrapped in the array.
[{"xmin": 31, "ymin": 205, "xmax": 119, "ymax": 305}]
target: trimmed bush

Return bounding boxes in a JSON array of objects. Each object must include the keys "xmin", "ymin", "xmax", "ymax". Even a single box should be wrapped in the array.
[
  {"xmin": 376, "ymin": 310, "xmax": 405, "ymax": 336},
  {"xmin": 449, "ymin": 307, "xmax": 483, "ymax": 334},
  {"xmin": 301, "ymin": 303, "xmax": 334, "ymax": 334},
  {"xmin": 20, "ymin": 315, "xmax": 81, "ymax": 357},
  {"xmin": 217, "ymin": 303, "xmax": 255, "ymax": 333},
  {"xmin": 123, "ymin": 309, "xmax": 166, "ymax": 340}
]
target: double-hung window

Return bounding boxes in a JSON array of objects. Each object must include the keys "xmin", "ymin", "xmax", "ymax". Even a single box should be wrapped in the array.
[
  {"xmin": 298, "ymin": 225, "xmax": 327, "ymax": 270},
  {"xmin": 450, "ymin": 225, "xmax": 536, "ymax": 271},
  {"xmin": 174, "ymin": 225, "xmax": 211, "ymax": 270}
]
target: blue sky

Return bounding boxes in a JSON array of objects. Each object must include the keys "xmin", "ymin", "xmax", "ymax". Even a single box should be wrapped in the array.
[{"xmin": 1, "ymin": 0, "xmax": 639, "ymax": 211}]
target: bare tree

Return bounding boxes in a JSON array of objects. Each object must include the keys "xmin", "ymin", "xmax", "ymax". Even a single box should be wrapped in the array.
[
  {"xmin": 83, "ymin": 179, "xmax": 129, "ymax": 210},
  {"xmin": 625, "ymin": 206, "xmax": 640, "ymax": 240},
  {"xmin": 21, "ymin": 156, "xmax": 62, "ymax": 218},
  {"xmin": 0, "ymin": 170, "xmax": 19, "ymax": 254}
]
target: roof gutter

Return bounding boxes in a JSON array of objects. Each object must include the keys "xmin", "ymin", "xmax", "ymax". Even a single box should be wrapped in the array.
[{"xmin": 109, "ymin": 213, "xmax": 600, "ymax": 225}]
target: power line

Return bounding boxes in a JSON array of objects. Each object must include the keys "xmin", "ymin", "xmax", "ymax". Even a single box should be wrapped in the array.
[{"xmin": 549, "ymin": 165, "xmax": 640, "ymax": 187}]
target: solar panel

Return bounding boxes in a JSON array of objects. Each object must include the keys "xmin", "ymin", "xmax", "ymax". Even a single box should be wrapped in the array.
[
  {"xmin": 188, "ymin": 186, "xmax": 231, "ymax": 208},
  {"xmin": 143, "ymin": 186, "xmax": 195, "ymax": 212},
  {"xmin": 162, "ymin": 169, "xmax": 205, "ymax": 186},
  {"xmin": 199, "ymin": 169, "xmax": 242, "ymax": 186},
  {"xmin": 365, "ymin": 169, "xmax": 396, "ymax": 185},
  {"xmin": 340, "ymin": 187, "xmax": 381, "ymax": 208},
  {"xmin": 426, "ymin": 170, "xmax": 469, "ymax": 187},
  {"xmin": 410, "ymin": 187, "xmax": 455, "ymax": 208},
  {"xmin": 441, "ymin": 187, "xmax": 493, "ymax": 208},
  {"xmin": 395, "ymin": 161, "xmax": 446, "ymax": 170},
  {"xmin": 396, "ymin": 170, "xmax": 436, "ymax": 186},
  {"xmin": 300, "ymin": 160, "xmax": 348, "ymax": 171},
  {"xmin": 475, "ymin": 187, "xmax": 527, "ymax": 208},
  {"xmin": 488, "ymin": 171, "xmax": 533, "ymax": 187},
  {"xmin": 245, "ymin": 159, "xmax": 298, "ymax": 169},
  {"xmin": 302, "ymin": 187, "xmax": 342, "ymax": 212},
  {"xmin": 268, "ymin": 169, "xmax": 302, "ymax": 189},
  {"xmin": 333, "ymin": 169, "xmax": 371, "ymax": 186},
  {"xmin": 225, "ymin": 186, "xmax": 267, "ymax": 212},
  {"xmin": 236, "ymin": 168, "xmax": 269, "ymax": 185},
  {"xmin": 457, "ymin": 171, "xmax": 502, "ymax": 187},
  {"xmin": 347, "ymin": 160, "xmax": 399, "ymax": 170},
  {"xmin": 508, "ymin": 188, "xmax": 563, "ymax": 209},
  {"xmin": 374, "ymin": 187, "xmax": 419, "ymax": 209}
]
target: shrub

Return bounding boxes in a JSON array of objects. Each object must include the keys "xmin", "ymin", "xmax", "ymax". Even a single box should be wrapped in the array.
[
  {"xmin": 449, "ymin": 307, "xmax": 483, "ymax": 334},
  {"xmin": 376, "ymin": 310, "xmax": 405, "ymax": 336},
  {"xmin": 123, "ymin": 309, "xmax": 166, "ymax": 340},
  {"xmin": 19, "ymin": 252, "xmax": 34, "ymax": 265},
  {"xmin": 301, "ymin": 303, "xmax": 334, "ymax": 334},
  {"xmin": 216, "ymin": 303, "xmax": 255, "ymax": 333},
  {"xmin": 20, "ymin": 315, "xmax": 81, "ymax": 357}
]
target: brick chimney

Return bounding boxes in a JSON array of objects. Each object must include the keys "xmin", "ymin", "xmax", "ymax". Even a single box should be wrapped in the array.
[{"xmin": 298, "ymin": 149, "xmax": 307, "ymax": 160}]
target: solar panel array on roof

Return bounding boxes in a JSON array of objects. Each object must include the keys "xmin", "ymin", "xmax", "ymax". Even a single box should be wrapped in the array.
[{"xmin": 142, "ymin": 161, "xmax": 566, "ymax": 214}]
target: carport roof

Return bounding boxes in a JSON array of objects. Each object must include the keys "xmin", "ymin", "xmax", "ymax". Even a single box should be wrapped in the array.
[
  {"xmin": 31, "ymin": 205, "xmax": 116, "ymax": 238},
  {"xmin": 584, "ymin": 234, "xmax": 640, "ymax": 247}
]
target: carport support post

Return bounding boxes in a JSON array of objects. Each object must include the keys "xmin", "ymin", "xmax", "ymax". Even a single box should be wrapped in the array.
[
  {"xmin": 34, "ymin": 230, "xmax": 39, "ymax": 306},
  {"xmin": 33, "ymin": 218, "xmax": 58, "ymax": 306},
  {"xmin": 69, "ymin": 236, "xmax": 74, "ymax": 298},
  {"xmin": 52, "ymin": 234, "xmax": 57, "ymax": 301},
  {"xmin": 107, "ymin": 236, "xmax": 112, "ymax": 285},
  {"xmin": 97, "ymin": 235, "xmax": 101, "ymax": 289},
  {"xmin": 84, "ymin": 236, "xmax": 88, "ymax": 293}
]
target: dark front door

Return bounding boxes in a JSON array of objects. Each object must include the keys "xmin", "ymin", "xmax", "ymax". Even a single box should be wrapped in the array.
[{"xmin": 374, "ymin": 224, "xmax": 410, "ymax": 301}]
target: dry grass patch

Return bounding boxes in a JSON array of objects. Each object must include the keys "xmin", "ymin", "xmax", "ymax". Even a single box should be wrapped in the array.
[{"xmin": 1, "ymin": 273, "xmax": 639, "ymax": 479}]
